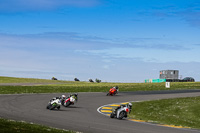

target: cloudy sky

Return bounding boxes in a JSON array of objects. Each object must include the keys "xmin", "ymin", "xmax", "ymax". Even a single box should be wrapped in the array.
[{"xmin": 0, "ymin": 0, "xmax": 200, "ymax": 82}]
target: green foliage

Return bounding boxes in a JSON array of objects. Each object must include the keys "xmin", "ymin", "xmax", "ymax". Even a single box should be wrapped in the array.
[
  {"xmin": 74, "ymin": 78, "xmax": 80, "ymax": 81},
  {"xmin": 88, "ymin": 79, "xmax": 94, "ymax": 82},
  {"xmin": 51, "ymin": 77, "xmax": 57, "ymax": 80},
  {"xmin": 129, "ymin": 97, "xmax": 200, "ymax": 129},
  {"xmin": 95, "ymin": 78, "xmax": 101, "ymax": 83}
]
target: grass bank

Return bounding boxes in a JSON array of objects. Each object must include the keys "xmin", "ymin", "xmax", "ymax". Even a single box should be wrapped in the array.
[
  {"xmin": 0, "ymin": 76, "xmax": 200, "ymax": 94},
  {"xmin": 129, "ymin": 96, "xmax": 200, "ymax": 129},
  {"xmin": 0, "ymin": 82, "xmax": 200, "ymax": 94},
  {"xmin": 0, "ymin": 76, "xmax": 70, "ymax": 83},
  {"xmin": 0, "ymin": 118, "xmax": 75, "ymax": 133}
]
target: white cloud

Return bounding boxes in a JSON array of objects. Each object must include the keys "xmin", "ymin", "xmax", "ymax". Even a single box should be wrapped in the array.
[{"xmin": 0, "ymin": 32, "xmax": 200, "ymax": 82}]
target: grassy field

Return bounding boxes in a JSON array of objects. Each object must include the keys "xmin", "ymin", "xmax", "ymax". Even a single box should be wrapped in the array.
[
  {"xmin": 0, "ymin": 76, "xmax": 70, "ymax": 83},
  {"xmin": 129, "ymin": 96, "xmax": 200, "ymax": 129},
  {"xmin": 0, "ymin": 76, "xmax": 200, "ymax": 94},
  {"xmin": 0, "ymin": 118, "xmax": 75, "ymax": 133}
]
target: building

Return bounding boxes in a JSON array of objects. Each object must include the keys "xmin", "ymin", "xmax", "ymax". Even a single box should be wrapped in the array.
[
  {"xmin": 145, "ymin": 70, "xmax": 180, "ymax": 83},
  {"xmin": 159, "ymin": 70, "xmax": 179, "ymax": 80}
]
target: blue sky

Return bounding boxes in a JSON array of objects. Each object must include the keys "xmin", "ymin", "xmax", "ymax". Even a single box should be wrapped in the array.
[{"xmin": 0, "ymin": 0, "xmax": 200, "ymax": 82}]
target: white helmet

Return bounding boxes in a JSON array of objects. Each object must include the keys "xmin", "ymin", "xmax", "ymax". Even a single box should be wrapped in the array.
[
  {"xmin": 128, "ymin": 103, "xmax": 132, "ymax": 107},
  {"xmin": 62, "ymin": 95, "xmax": 66, "ymax": 99}
]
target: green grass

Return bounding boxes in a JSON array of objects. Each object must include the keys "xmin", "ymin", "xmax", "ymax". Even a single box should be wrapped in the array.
[
  {"xmin": 129, "ymin": 96, "xmax": 200, "ymax": 129},
  {"xmin": 1, "ymin": 82, "xmax": 200, "ymax": 94},
  {"xmin": 0, "ymin": 76, "xmax": 70, "ymax": 83},
  {"xmin": 0, "ymin": 76, "xmax": 200, "ymax": 94},
  {"xmin": 0, "ymin": 118, "xmax": 75, "ymax": 133}
]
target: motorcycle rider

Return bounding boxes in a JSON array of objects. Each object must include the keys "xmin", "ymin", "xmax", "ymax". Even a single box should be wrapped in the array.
[
  {"xmin": 115, "ymin": 86, "xmax": 119, "ymax": 93},
  {"xmin": 48, "ymin": 94, "xmax": 67, "ymax": 106},
  {"xmin": 111, "ymin": 86, "xmax": 119, "ymax": 94},
  {"xmin": 61, "ymin": 94, "xmax": 66, "ymax": 99},
  {"xmin": 127, "ymin": 102, "xmax": 132, "ymax": 113},
  {"xmin": 61, "ymin": 93, "xmax": 78, "ymax": 107},
  {"xmin": 107, "ymin": 86, "xmax": 119, "ymax": 96},
  {"xmin": 59, "ymin": 94, "xmax": 66, "ymax": 105},
  {"xmin": 111, "ymin": 86, "xmax": 118, "ymax": 90},
  {"xmin": 114, "ymin": 102, "xmax": 132, "ymax": 114},
  {"xmin": 68, "ymin": 93, "xmax": 78, "ymax": 101}
]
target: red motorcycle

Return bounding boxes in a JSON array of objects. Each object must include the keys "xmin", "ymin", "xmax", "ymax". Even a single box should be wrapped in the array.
[{"xmin": 106, "ymin": 86, "xmax": 119, "ymax": 96}]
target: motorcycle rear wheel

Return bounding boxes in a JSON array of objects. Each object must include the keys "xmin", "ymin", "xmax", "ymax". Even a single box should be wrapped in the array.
[
  {"xmin": 64, "ymin": 101, "xmax": 71, "ymax": 107},
  {"xmin": 118, "ymin": 111, "xmax": 126, "ymax": 120}
]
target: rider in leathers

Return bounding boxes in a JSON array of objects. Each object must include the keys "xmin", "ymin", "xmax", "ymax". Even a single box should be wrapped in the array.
[
  {"xmin": 114, "ymin": 102, "xmax": 132, "ymax": 114},
  {"xmin": 60, "ymin": 93, "xmax": 78, "ymax": 107}
]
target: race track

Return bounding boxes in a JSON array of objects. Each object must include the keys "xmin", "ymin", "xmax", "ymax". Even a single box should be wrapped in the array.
[{"xmin": 1, "ymin": 90, "xmax": 200, "ymax": 133}]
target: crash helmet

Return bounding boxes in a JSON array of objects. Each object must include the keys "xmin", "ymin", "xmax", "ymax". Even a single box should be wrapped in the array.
[
  {"xmin": 61, "ymin": 95, "xmax": 66, "ymax": 99},
  {"xmin": 128, "ymin": 103, "xmax": 132, "ymax": 108},
  {"xmin": 115, "ymin": 86, "xmax": 118, "ymax": 89}
]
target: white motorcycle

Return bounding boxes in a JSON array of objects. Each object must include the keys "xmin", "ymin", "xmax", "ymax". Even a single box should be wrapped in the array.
[
  {"xmin": 110, "ymin": 103, "xmax": 132, "ymax": 120},
  {"xmin": 46, "ymin": 97, "xmax": 61, "ymax": 110}
]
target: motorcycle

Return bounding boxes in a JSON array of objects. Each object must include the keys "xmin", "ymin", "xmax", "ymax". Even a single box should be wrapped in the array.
[
  {"xmin": 46, "ymin": 97, "xmax": 61, "ymax": 110},
  {"xmin": 106, "ymin": 86, "xmax": 119, "ymax": 96},
  {"xmin": 110, "ymin": 103, "xmax": 132, "ymax": 120},
  {"xmin": 61, "ymin": 93, "xmax": 78, "ymax": 107}
]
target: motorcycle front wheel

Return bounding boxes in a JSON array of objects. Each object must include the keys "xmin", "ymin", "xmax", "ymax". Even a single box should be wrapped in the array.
[
  {"xmin": 50, "ymin": 105, "xmax": 56, "ymax": 110},
  {"xmin": 110, "ymin": 113, "xmax": 115, "ymax": 118},
  {"xmin": 46, "ymin": 103, "xmax": 51, "ymax": 109}
]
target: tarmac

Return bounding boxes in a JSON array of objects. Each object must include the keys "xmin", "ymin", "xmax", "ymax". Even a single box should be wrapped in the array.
[{"xmin": 0, "ymin": 90, "xmax": 200, "ymax": 133}]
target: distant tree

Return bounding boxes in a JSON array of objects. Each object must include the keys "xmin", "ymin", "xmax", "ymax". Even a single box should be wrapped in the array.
[
  {"xmin": 89, "ymin": 79, "xmax": 94, "ymax": 82},
  {"xmin": 95, "ymin": 78, "xmax": 101, "ymax": 83},
  {"xmin": 74, "ymin": 78, "xmax": 80, "ymax": 81},
  {"xmin": 51, "ymin": 77, "xmax": 57, "ymax": 80}
]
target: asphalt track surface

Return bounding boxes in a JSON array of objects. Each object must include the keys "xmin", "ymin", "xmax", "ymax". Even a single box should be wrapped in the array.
[{"xmin": 1, "ymin": 90, "xmax": 200, "ymax": 133}]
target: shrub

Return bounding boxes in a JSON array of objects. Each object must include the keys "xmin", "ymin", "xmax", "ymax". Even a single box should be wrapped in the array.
[
  {"xmin": 51, "ymin": 77, "xmax": 57, "ymax": 80},
  {"xmin": 95, "ymin": 78, "xmax": 101, "ymax": 83},
  {"xmin": 74, "ymin": 78, "xmax": 80, "ymax": 81},
  {"xmin": 89, "ymin": 79, "xmax": 94, "ymax": 82}
]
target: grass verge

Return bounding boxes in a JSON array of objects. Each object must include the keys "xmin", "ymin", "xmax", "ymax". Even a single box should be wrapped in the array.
[
  {"xmin": 0, "ymin": 118, "xmax": 75, "ymax": 133},
  {"xmin": 0, "ymin": 76, "xmax": 200, "ymax": 94},
  {"xmin": 0, "ymin": 76, "xmax": 70, "ymax": 83},
  {"xmin": 0, "ymin": 82, "xmax": 200, "ymax": 94},
  {"xmin": 129, "ymin": 96, "xmax": 200, "ymax": 129}
]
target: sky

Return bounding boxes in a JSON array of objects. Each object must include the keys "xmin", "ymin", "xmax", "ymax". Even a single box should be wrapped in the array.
[{"xmin": 0, "ymin": 0, "xmax": 200, "ymax": 82}]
